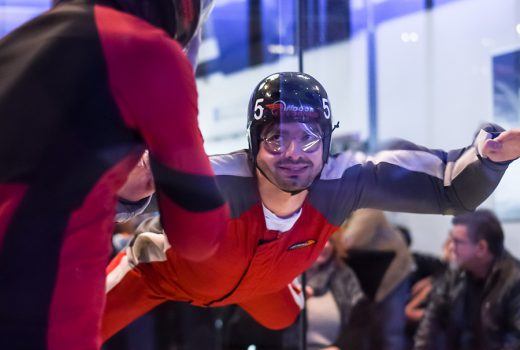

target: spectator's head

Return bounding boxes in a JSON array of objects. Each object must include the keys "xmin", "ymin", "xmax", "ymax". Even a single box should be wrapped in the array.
[
  {"xmin": 450, "ymin": 209, "xmax": 504, "ymax": 274},
  {"xmin": 247, "ymin": 72, "xmax": 338, "ymax": 193}
]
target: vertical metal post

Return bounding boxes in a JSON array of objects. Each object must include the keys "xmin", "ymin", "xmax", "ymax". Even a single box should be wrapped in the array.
[
  {"xmin": 299, "ymin": 272, "xmax": 308, "ymax": 350},
  {"xmin": 295, "ymin": 1, "xmax": 307, "ymax": 349},
  {"xmin": 365, "ymin": 0, "xmax": 378, "ymax": 152},
  {"xmin": 296, "ymin": 0, "xmax": 305, "ymax": 73},
  {"xmin": 249, "ymin": 0, "xmax": 263, "ymax": 66}
]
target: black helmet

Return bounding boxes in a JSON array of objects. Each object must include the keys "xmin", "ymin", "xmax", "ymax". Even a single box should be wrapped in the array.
[
  {"xmin": 53, "ymin": 0, "xmax": 214, "ymax": 48},
  {"xmin": 247, "ymin": 72, "xmax": 334, "ymax": 165}
]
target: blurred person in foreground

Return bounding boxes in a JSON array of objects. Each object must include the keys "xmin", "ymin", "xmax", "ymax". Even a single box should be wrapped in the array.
[{"xmin": 0, "ymin": 0, "xmax": 227, "ymax": 349}]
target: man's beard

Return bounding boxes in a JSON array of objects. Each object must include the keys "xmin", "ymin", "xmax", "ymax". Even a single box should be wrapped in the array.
[{"xmin": 259, "ymin": 158, "xmax": 319, "ymax": 192}]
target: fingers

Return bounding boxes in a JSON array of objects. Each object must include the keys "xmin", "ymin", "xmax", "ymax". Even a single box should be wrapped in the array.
[
  {"xmin": 481, "ymin": 138, "xmax": 506, "ymax": 162},
  {"xmin": 493, "ymin": 128, "xmax": 520, "ymax": 142},
  {"xmin": 411, "ymin": 277, "xmax": 431, "ymax": 295},
  {"xmin": 483, "ymin": 139, "xmax": 503, "ymax": 152},
  {"xmin": 482, "ymin": 129, "xmax": 520, "ymax": 162},
  {"xmin": 138, "ymin": 150, "xmax": 150, "ymax": 168}
]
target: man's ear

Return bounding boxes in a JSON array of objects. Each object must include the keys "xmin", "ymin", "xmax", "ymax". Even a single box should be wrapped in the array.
[{"xmin": 476, "ymin": 239, "xmax": 489, "ymax": 257}]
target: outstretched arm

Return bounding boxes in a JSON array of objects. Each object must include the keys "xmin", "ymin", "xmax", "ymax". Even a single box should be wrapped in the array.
[{"xmin": 341, "ymin": 124, "xmax": 513, "ymax": 215}]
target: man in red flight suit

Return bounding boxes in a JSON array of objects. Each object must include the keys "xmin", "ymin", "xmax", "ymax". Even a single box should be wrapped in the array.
[
  {"xmin": 0, "ymin": 1, "xmax": 228, "ymax": 349},
  {"xmin": 103, "ymin": 72, "xmax": 520, "ymax": 341}
]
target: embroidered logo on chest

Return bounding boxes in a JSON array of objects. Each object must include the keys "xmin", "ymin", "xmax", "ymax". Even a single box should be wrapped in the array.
[{"xmin": 288, "ymin": 239, "xmax": 317, "ymax": 251}]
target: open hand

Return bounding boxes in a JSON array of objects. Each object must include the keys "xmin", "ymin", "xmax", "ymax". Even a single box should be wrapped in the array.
[{"xmin": 482, "ymin": 128, "xmax": 520, "ymax": 162}]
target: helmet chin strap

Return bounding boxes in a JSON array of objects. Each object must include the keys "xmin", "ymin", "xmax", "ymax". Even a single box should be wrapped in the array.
[{"xmin": 255, "ymin": 164, "xmax": 308, "ymax": 196}]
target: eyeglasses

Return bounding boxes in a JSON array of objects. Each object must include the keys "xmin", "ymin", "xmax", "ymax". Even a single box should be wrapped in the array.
[
  {"xmin": 261, "ymin": 124, "xmax": 323, "ymax": 154},
  {"xmin": 448, "ymin": 233, "xmax": 474, "ymax": 247},
  {"xmin": 451, "ymin": 237, "xmax": 473, "ymax": 246}
]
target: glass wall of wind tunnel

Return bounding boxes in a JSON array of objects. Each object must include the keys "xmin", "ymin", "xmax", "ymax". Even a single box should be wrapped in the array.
[
  {"xmin": 295, "ymin": 0, "xmax": 520, "ymax": 254},
  {"xmin": 195, "ymin": 0, "xmax": 430, "ymax": 156},
  {"xmin": 366, "ymin": 0, "xmax": 519, "ymax": 151},
  {"xmin": 196, "ymin": 0, "xmax": 302, "ymax": 155}
]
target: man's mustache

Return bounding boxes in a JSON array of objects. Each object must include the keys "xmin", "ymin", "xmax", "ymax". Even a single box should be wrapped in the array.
[{"xmin": 276, "ymin": 159, "xmax": 313, "ymax": 167}]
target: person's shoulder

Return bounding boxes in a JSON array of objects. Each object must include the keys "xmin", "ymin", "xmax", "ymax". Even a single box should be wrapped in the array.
[
  {"xmin": 23, "ymin": 3, "xmax": 92, "ymax": 41},
  {"xmin": 320, "ymin": 150, "xmax": 366, "ymax": 180},
  {"xmin": 491, "ymin": 251, "xmax": 520, "ymax": 300},
  {"xmin": 94, "ymin": 5, "xmax": 194, "ymax": 102},
  {"xmin": 435, "ymin": 267, "xmax": 463, "ymax": 290},
  {"xmin": 500, "ymin": 250, "xmax": 520, "ymax": 277},
  {"xmin": 94, "ymin": 5, "xmax": 162, "ymax": 37},
  {"xmin": 210, "ymin": 150, "xmax": 254, "ymax": 177},
  {"xmin": 94, "ymin": 5, "xmax": 185, "ymax": 64}
]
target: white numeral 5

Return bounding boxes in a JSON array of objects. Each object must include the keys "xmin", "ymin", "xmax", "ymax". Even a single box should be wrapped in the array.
[
  {"xmin": 254, "ymin": 98, "xmax": 265, "ymax": 120},
  {"xmin": 322, "ymin": 98, "xmax": 331, "ymax": 119}
]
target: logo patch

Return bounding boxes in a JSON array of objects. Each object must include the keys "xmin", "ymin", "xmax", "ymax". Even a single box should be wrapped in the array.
[
  {"xmin": 266, "ymin": 101, "xmax": 286, "ymax": 113},
  {"xmin": 288, "ymin": 239, "xmax": 317, "ymax": 251},
  {"xmin": 265, "ymin": 100, "xmax": 320, "ymax": 118}
]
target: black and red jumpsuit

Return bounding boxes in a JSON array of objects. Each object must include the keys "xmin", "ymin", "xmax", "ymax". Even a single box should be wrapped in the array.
[{"xmin": 0, "ymin": 2, "xmax": 228, "ymax": 349}]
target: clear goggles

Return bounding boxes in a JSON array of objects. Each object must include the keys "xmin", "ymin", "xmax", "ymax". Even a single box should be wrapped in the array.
[{"xmin": 260, "ymin": 122, "xmax": 323, "ymax": 154}]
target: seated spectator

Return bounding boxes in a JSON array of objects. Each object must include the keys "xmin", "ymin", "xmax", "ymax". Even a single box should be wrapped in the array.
[
  {"xmin": 302, "ymin": 233, "xmax": 368, "ymax": 350},
  {"xmin": 395, "ymin": 225, "xmax": 449, "ymax": 344},
  {"xmin": 340, "ymin": 209, "xmax": 414, "ymax": 350},
  {"xmin": 414, "ymin": 209, "xmax": 520, "ymax": 350},
  {"xmin": 395, "ymin": 225, "xmax": 448, "ymax": 287}
]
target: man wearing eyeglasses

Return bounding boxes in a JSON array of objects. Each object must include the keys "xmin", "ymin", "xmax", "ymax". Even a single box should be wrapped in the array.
[
  {"xmin": 102, "ymin": 72, "xmax": 520, "ymax": 343},
  {"xmin": 414, "ymin": 209, "xmax": 520, "ymax": 350}
]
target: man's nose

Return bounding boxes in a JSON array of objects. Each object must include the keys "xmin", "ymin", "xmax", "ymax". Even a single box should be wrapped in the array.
[{"xmin": 283, "ymin": 139, "xmax": 305, "ymax": 158}]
